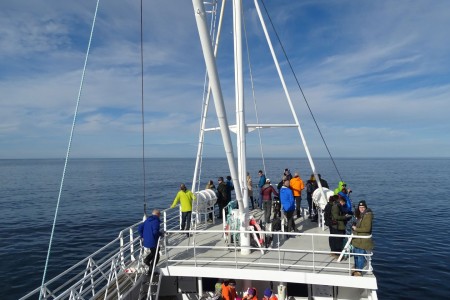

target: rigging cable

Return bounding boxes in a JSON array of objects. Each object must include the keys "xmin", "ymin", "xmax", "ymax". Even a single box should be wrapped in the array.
[
  {"xmin": 140, "ymin": 0, "xmax": 147, "ymax": 216},
  {"xmin": 38, "ymin": 1, "xmax": 101, "ymax": 299},
  {"xmin": 260, "ymin": 0, "xmax": 344, "ymax": 182},
  {"xmin": 241, "ymin": 3, "xmax": 267, "ymax": 177}
]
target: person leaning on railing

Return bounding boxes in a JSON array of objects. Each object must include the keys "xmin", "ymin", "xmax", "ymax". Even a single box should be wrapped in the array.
[{"xmin": 351, "ymin": 200, "xmax": 374, "ymax": 277}]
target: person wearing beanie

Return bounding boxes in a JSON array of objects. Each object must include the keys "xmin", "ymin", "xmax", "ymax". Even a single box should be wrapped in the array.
[
  {"xmin": 263, "ymin": 287, "xmax": 278, "ymax": 300},
  {"xmin": 351, "ymin": 200, "xmax": 374, "ymax": 276}
]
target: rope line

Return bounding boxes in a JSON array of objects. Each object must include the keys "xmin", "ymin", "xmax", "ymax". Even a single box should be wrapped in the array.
[
  {"xmin": 260, "ymin": 0, "xmax": 343, "ymax": 182},
  {"xmin": 38, "ymin": 1, "xmax": 101, "ymax": 299},
  {"xmin": 241, "ymin": 4, "xmax": 267, "ymax": 176}
]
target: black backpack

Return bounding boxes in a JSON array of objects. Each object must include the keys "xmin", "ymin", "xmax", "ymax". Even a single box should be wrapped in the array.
[
  {"xmin": 306, "ymin": 181, "xmax": 315, "ymax": 193},
  {"xmin": 324, "ymin": 203, "xmax": 333, "ymax": 227}
]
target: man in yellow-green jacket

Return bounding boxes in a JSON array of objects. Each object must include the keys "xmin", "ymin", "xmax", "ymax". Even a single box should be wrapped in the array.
[{"xmin": 170, "ymin": 183, "xmax": 196, "ymax": 236}]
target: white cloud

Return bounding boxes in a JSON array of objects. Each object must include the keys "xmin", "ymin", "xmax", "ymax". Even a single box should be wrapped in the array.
[{"xmin": 1, "ymin": 0, "xmax": 450, "ymax": 158}]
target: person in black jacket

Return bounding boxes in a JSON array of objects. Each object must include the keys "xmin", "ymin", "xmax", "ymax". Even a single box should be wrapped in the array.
[{"xmin": 217, "ymin": 177, "xmax": 228, "ymax": 218}]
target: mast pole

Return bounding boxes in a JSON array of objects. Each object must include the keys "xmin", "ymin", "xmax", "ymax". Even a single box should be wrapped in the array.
[
  {"xmin": 233, "ymin": 0, "xmax": 251, "ymax": 254},
  {"xmin": 192, "ymin": 0, "xmax": 227, "ymax": 192},
  {"xmin": 191, "ymin": 0, "xmax": 243, "ymax": 206}
]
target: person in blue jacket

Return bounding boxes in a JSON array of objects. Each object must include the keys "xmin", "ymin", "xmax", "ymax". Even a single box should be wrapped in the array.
[
  {"xmin": 280, "ymin": 179, "xmax": 296, "ymax": 236},
  {"xmin": 257, "ymin": 170, "xmax": 266, "ymax": 208},
  {"xmin": 139, "ymin": 209, "xmax": 163, "ymax": 275}
]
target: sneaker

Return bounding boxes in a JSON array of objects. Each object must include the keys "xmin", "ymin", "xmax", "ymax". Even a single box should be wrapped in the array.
[
  {"xmin": 352, "ymin": 271, "xmax": 362, "ymax": 277},
  {"xmin": 207, "ymin": 219, "xmax": 213, "ymax": 223}
]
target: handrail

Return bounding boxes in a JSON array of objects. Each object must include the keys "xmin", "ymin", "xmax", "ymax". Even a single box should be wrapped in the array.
[
  {"xmin": 20, "ymin": 214, "xmax": 373, "ymax": 299},
  {"xmin": 20, "ymin": 222, "xmax": 144, "ymax": 300},
  {"xmin": 163, "ymin": 228, "xmax": 373, "ymax": 276}
]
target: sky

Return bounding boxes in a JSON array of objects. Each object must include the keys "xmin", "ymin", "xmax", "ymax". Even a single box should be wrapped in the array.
[{"xmin": 1, "ymin": 0, "xmax": 450, "ymax": 159}]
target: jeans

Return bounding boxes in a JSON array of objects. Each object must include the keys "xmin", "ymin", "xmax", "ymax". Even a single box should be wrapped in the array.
[{"xmin": 353, "ymin": 246, "xmax": 367, "ymax": 271}]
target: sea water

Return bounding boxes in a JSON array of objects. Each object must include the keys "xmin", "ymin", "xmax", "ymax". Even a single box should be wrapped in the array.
[{"xmin": 0, "ymin": 158, "xmax": 449, "ymax": 299}]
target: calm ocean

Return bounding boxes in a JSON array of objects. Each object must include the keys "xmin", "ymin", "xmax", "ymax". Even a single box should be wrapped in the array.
[{"xmin": 1, "ymin": 158, "xmax": 449, "ymax": 299}]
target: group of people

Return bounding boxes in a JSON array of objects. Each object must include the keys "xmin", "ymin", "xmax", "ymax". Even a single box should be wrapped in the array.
[
  {"xmin": 325, "ymin": 181, "xmax": 374, "ymax": 276},
  {"xmin": 211, "ymin": 279, "xmax": 277, "ymax": 300},
  {"xmin": 139, "ymin": 173, "xmax": 374, "ymax": 279},
  {"xmin": 256, "ymin": 169, "xmax": 329, "ymax": 232}
]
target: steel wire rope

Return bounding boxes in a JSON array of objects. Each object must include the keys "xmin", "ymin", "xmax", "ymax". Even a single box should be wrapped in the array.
[
  {"xmin": 38, "ymin": 1, "xmax": 101, "ymax": 299},
  {"xmin": 259, "ymin": 0, "xmax": 344, "ymax": 182},
  {"xmin": 241, "ymin": 3, "xmax": 267, "ymax": 177},
  {"xmin": 140, "ymin": 0, "xmax": 148, "ymax": 216}
]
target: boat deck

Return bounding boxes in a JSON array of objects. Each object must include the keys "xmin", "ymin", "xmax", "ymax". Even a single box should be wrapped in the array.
[{"xmin": 159, "ymin": 208, "xmax": 377, "ymax": 291}]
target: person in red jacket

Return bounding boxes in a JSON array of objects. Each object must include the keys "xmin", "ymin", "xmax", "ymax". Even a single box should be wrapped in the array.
[{"xmin": 260, "ymin": 178, "xmax": 279, "ymax": 223}]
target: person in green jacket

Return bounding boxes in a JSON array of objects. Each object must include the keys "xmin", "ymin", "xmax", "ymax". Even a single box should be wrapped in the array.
[
  {"xmin": 351, "ymin": 200, "xmax": 374, "ymax": 276},
  {"xmin": 170, "ymin": 183, "xmax": 196, "ymax": 235},
  {"xmin": 334, "ymin": 181, "xmax": 346, "ymax": 195},
  {"xmin": 330, "ymin": 196, "xmax": 351, "ymax": 258}
]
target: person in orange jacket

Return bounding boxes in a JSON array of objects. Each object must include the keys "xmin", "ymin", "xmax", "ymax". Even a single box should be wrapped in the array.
[
  {"xmin": 290, "ymin": 172, "xmax": 305, "ymax": 218},
  {"xmin": 222, "ymin": 279, "xmax": 237, "ymax": 300}
]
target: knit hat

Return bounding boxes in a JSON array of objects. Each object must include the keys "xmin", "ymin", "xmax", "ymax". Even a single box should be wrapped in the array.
[
  {"xmin": 266, "ymin": 178, "xmax": 271, "ymax": 183},
  {"xmin": 358, "ymin": 200, "xmax": 367, "ymax": 208},
  {"xmin": 247, "ymin": 288, "xmax": 255, "ymax": 296},
  {"xmin": 264, "ymin": 288, "xmax": 272, "ymax": 297}
]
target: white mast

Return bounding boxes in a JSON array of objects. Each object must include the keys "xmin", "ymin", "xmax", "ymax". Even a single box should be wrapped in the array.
[
  {"xmin": 192, "ymin": 0, "xmax": 250, "ymax": 253},
  {"xmin": 233, "ymin": 0, "xmax": 251, "ymax": 254},
  {"xmin": 191, "ymin": 0, "xmax": 226, "ymax": 192},
  {"xmin": 191, "ymin": 0, "xmax": 243, "ymax": 207}
]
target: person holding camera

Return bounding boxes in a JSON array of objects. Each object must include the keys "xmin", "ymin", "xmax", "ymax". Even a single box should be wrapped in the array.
[{"xmin": 351, "ymin": 200, "xmax": 374, "ymax": 276}]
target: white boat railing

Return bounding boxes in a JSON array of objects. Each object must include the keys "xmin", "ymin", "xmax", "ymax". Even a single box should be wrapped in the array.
[
  {"xmin": 20, "ymin": 209, "xmax": 373, "ymax": 299},
  {"xmin": 162, "ymin": 228, "xmax": 374, "ymax": 276},
  {"xmin": 19, "ymin": 221, "xmax": 144, "ymax": 300}
]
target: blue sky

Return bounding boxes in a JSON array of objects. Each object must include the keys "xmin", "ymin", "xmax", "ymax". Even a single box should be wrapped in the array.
[{"xmin": 1, "ymin": 0, "xmax": 450, "ymax": 159}]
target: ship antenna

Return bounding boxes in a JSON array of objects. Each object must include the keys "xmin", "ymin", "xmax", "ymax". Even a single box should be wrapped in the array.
[{"xmin": 140, "ymin": 0, "xmax": 148, "ymax": 217}]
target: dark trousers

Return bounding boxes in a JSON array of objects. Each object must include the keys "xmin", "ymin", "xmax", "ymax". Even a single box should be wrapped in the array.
[
  {"xmin": 329, "ymin": 226, "xmax": 345, "ymax": 253},
  {"xmin": 144, "ymin": 247, "xmax": 160, "ymax": 269},
  {"xmin": 307, "ymin": 194, "xmax": 316, "ymax": 217},
  {"xmin": 181, "ymin": 211, "xmax": 192, "ymax": 231},
  {"xmin": 285, "ymin": 210, "xmax": 295, "ymax": 233},
  {"xmin": 295, "ymin": 196, "xmax": 302, "ymax": 217},
  {"xmin": 262, "ymin": 199, "xmax": 272, "ymax": 223}
]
